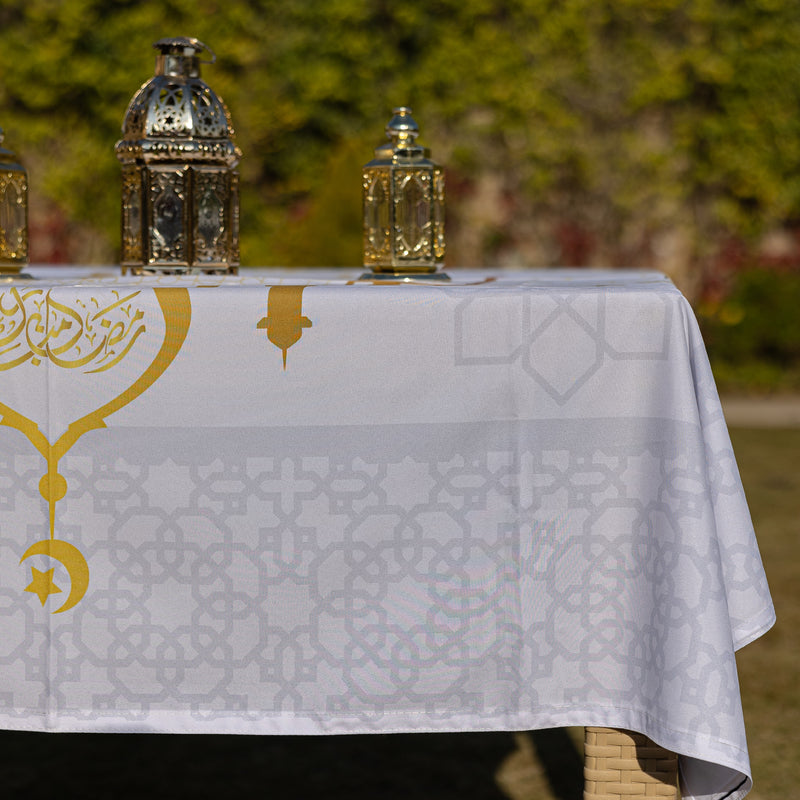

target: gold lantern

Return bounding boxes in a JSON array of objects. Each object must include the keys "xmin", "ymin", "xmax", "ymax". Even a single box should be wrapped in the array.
[
  {"xmin": 115, "ymin": 36, "xmax": 241, "ymax": 274},
  {"xmin": 362, "ymin": 107, "xmax": 446, "ymax": 280},
  {"xmin": 0, "ymin": 125, "xmax": 28, "ymax": 275}
]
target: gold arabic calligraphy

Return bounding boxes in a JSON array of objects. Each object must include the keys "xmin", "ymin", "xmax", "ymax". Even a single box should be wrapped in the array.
[{"xmin": 0, "ymin": 287, "xmax": 145, "ymax": 373}]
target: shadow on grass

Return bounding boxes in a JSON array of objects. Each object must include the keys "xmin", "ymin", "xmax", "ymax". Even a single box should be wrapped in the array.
[
  {"xmin": 0, "ymin": 727, "xmax": 584, "ymax": 799},
  {"xmin": 0, "ymin": 731, "xmax": 510, "ymax": 799},
  {"xmin": 529, "ymin": 729, "xmax": 584, "ymax": 800}
]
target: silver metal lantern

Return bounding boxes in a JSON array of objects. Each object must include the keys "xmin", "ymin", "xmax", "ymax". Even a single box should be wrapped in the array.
[
  {"xmin": 115, "ymin": 36, "xmax": 241, "ymax": 274},
  {"xmin": 0, "ymin": 125, "xmax": 28, "ymax": 275},
  {"xmin": 362, "ymin": 107, "xmax": 446, "ymax": 280}
]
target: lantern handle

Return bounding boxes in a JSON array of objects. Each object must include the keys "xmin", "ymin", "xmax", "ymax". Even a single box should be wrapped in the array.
[{"xmin": 153, "ymin": 36, "xmax": 216, "ymax": 65}]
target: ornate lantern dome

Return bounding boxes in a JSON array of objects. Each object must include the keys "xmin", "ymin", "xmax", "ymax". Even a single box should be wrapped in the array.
[
  {"xmin": 115, "ymin": 36, "xmax": 241, "ymax": 273},
  {"xmin": 118, "ymin": 37, "xmax": 239, "ymax": 161}
]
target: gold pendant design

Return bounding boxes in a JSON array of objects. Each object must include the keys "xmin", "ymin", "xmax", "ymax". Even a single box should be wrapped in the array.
[
  {"xmin": 257, "ymin": 285, "xmax": 311, "ymax": 369},
  {"xmin": 0, "ymin": 287, "xmax": 191, "ymax": 612}
]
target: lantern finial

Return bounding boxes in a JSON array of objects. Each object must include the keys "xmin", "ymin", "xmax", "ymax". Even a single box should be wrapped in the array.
[{"xmin": 386, "ymin": 107, "xmax": 420, "ymax": 148}]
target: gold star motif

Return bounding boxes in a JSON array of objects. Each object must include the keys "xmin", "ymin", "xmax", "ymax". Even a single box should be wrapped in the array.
[{"xmin": 25, "ymin": 567, "xmax": 62, "ymax": 606}]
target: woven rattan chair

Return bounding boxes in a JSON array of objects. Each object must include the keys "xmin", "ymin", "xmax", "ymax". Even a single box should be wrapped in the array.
[{"xmin": 584, "ymin": 728, "xmax": 679, "ymax": 799}]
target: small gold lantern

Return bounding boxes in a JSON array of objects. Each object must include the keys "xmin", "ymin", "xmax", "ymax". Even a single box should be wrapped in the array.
[
  {"xmin": 362, "ymin": 107, "xmax": 446, "ymax": 280},
  {"xmin": 0, "ymin": 125, "xmax": 28, "ymax": 275},
  {"xmin": 115, "ymin": 36, "xmax": 241, "ymax": 274}
]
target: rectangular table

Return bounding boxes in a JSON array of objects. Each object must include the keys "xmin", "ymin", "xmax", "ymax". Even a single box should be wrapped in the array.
[{"xmin": 0, "ymin": 267, "xmax": 774, "ymax": 800}]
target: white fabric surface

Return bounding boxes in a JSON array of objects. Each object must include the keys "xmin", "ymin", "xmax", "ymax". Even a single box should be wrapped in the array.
[{"xmin": 0, "ymin": 267, "xmax": 774, "ymax": 800}]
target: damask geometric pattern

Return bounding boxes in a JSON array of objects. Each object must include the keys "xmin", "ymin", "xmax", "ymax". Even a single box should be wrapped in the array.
[
  {"xmin": 454, "ymin": 281, "xmax": 673, "ymax": 403},
  {"xmin": 0, "ymin": 419, "xmax": 772, "ymax": 785}
]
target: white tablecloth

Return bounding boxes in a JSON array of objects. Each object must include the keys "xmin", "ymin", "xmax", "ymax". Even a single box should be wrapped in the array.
[{"xmin": 0, "ymin": 267, "xmax": 774, "ymax": 800}]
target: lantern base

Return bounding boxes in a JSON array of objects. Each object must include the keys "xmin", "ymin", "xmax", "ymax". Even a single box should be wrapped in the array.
[
  {"xmin": 0, "ymin": 265, "xmax": 33, "ymax": 280},
  {"xmin": 121, "ymin": 265, "xmax": 239, "ymax": 276},
  {"xmin": 359, "ymin": 270, "xmax": 450, "ymax": 283}
]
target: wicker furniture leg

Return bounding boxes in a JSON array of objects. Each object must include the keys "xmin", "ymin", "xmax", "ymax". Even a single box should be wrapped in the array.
[{"xmin": 584, "ymin": 727, "xmax": 680, "ymax": 799}]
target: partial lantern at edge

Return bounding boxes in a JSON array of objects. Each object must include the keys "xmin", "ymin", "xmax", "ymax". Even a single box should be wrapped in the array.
[
  {"xmin": 362, "ymin": 107, "xmax": 446, "ymax": 279},
  {"xmin": 115, "ymin": 36, "xmax": 241, "ymax": 274},
  {"xmin": 0, "ymin": 125, "xmax": 28, "ymax": 275}
]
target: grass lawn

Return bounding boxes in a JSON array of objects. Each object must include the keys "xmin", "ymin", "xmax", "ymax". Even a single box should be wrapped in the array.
[{"xmin": 729, "ymin": 428, "xmax": 800, "ymax": 800}]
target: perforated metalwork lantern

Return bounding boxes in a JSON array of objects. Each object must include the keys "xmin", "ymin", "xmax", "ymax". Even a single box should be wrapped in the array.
[
  {"xmin": 115, "ymin": 36, "xmax": 241, "ymax": 274},
  {"xmin": 0, "ymin": 126, "xmax": 28, "ymax": 275},
  {"xmin": 362, "ymin": 107, "xmax": 446, "ymax": 279}
]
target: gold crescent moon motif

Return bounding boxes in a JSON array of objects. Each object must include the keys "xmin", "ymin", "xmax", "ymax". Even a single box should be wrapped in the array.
[{"xmin": 20, "ymin": 539, "xmax": 89, "ymax": 614}]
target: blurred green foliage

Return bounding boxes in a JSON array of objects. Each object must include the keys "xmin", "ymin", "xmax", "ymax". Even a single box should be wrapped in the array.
[
  {"xmin": 1, "ymin": 0, "xmax": 800, "ymax": 269},
  {"xmin": 699, "ymin": 268, "xmax": 800, "ymax": 392}
]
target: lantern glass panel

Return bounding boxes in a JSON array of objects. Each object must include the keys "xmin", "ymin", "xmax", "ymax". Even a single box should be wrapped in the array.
[
  {"xmin": 121, "ymin": 168, "xmax": 143, "ymax": 263},
  {"xmin": 397, "ymin": 173, "xmax": 429, "ymax": 256},
  {"xmin": 366, "ymin": 177, "xmax": 387, "ymax": 242},
  {"xmin": 198, "ymin": 187, "xmax": 222, "ymax": 247},
  {"xmin": 194, "ymin": 169, "xmax": 228, "ymax": 263},
  {"xmin": 364, "ymin": 171, "xmax": 391, "ymax": 261},
  {"xmin": 149, "ymin": 168, "xmax": 188, "ymax": 264},
  {"xmin": 155, "ymin": 186, "xmax": 183, "ymax": 247},
  {"xmin": 0, "ymin": 126, "xmax": 29, "ymax": 272},
  {"xmin": 433, "ymin": 170, "xmax": 445, "ymax": 260},
  {"xmin": 0, "ymin": 175, "xmax": 26, "ymax": 261},
  {"xmin": 1, "ymin": 182, "xmax": 21, "ymax": 243}
]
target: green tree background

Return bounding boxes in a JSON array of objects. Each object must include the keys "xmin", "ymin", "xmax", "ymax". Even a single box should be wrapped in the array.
[{"xmin": 2, "ymin": 0, "xmax": 800, "ymax": 298}]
